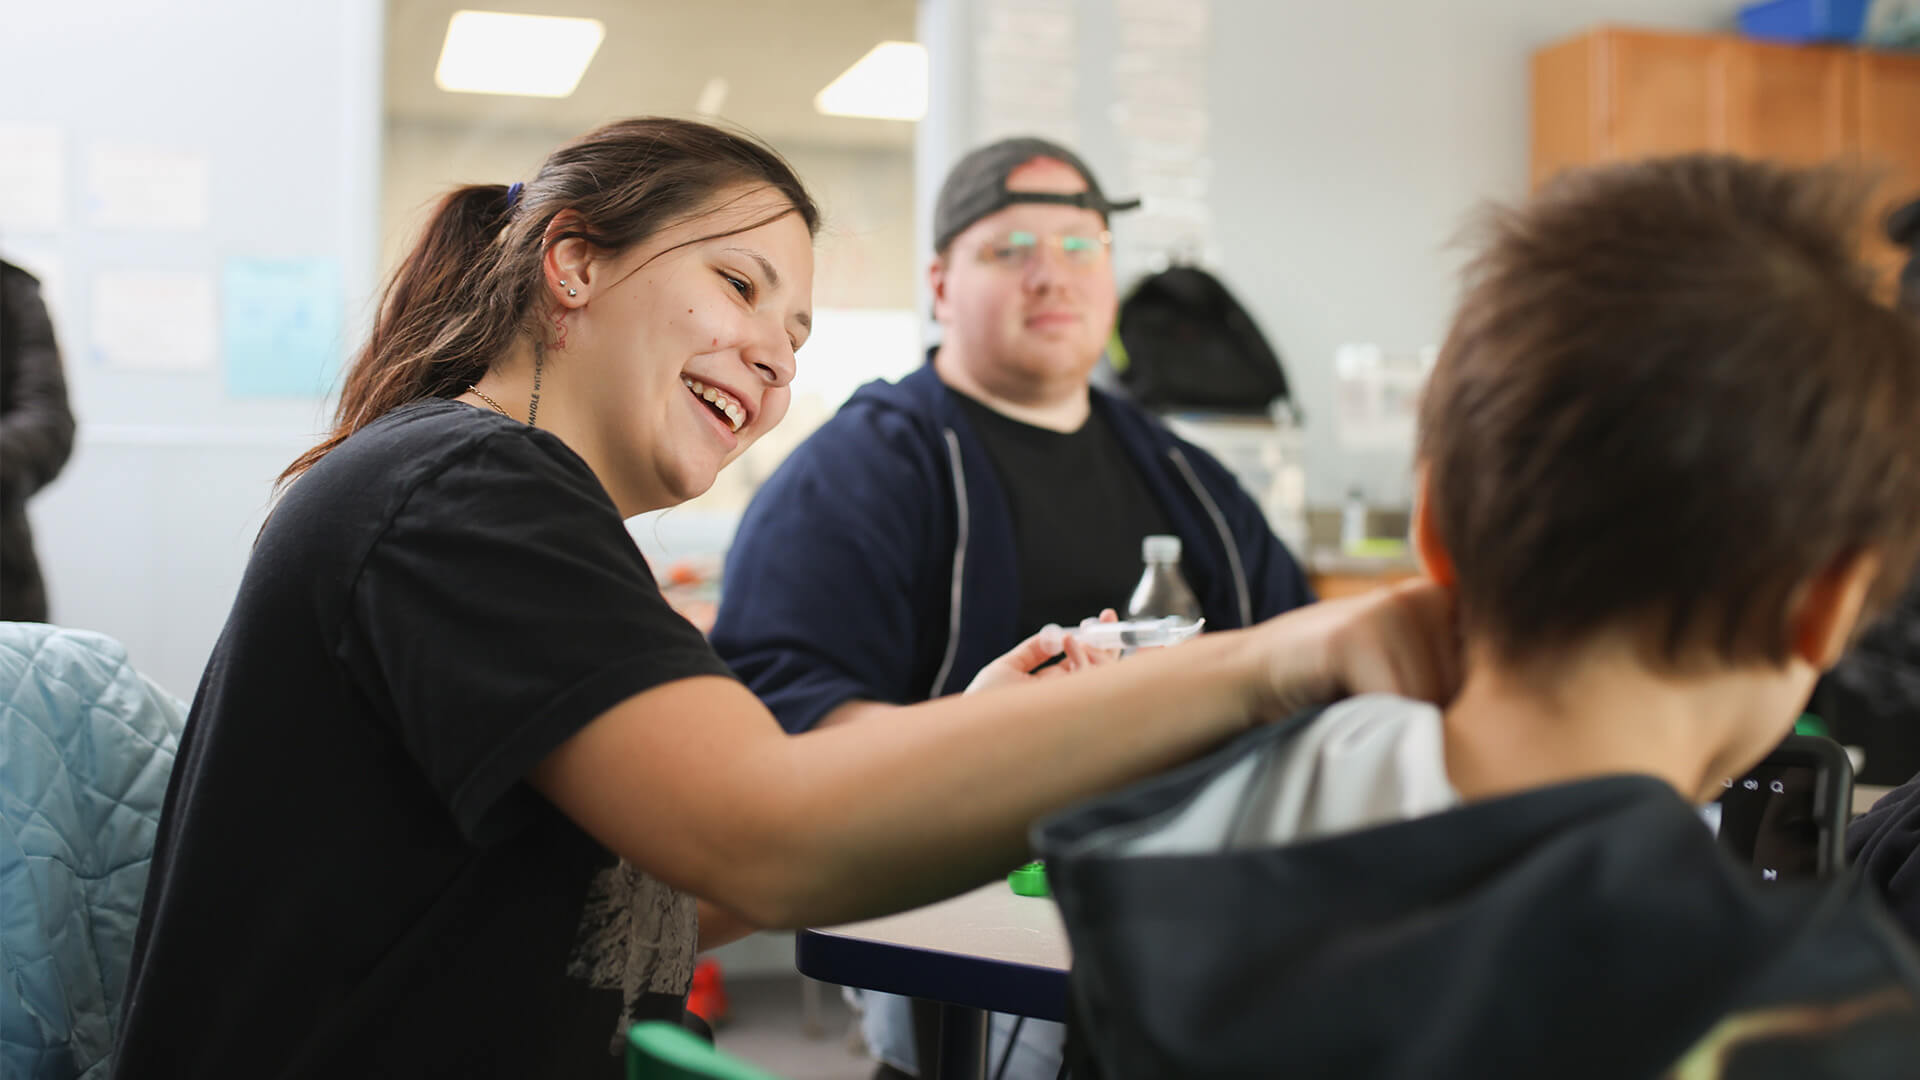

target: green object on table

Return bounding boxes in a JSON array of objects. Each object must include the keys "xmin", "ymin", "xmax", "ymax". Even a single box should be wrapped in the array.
[
  {"xmin": 1009, "ymin": 860, "xmax": 1050, "ymax": 897},
  {"xmin": 626, "ymin": 1021, "xmax": 786, "ymax": 1080},
  {"xmin": 1341, "ymin": 537, "xmax": 1410, "ymax": 559},
  {"xmin": 1794, "ymin": 712, "xmax": 1830, "ymax": 738}
]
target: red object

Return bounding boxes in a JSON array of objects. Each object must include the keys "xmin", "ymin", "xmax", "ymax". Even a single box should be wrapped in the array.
[{"xmin": 686, "ymin": 958, "xmax": 730, "ymax": 1026}]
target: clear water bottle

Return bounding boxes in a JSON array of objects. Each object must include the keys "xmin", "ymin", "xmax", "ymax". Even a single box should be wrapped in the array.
[{"xmin": 1128, "ymin": 535, "xmax": 1202, "ymax": 622}]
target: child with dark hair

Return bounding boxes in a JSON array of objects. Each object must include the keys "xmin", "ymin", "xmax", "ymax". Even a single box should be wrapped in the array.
[{"xmin": 1039, "ymin": 157, "xmax": 1920, "ymax": 1078}]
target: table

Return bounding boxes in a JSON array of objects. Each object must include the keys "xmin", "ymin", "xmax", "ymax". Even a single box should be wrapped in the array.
[
  {"xmin": 796, "ymin": 882, "xmax": 1070, "ymax": 1080},
  {"xmin": 1855, "ymin": 783, "xmax": 1894, "ymax": 817}
]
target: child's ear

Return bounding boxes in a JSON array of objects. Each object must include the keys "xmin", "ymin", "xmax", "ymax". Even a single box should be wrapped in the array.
[
  {"xmin": 1790, "ymin": 550, "xmax": 1882, "ymax": 670},
  {"xmin": 1411, "ymin": 466, "xmax": 1457, "ymax": 588}
]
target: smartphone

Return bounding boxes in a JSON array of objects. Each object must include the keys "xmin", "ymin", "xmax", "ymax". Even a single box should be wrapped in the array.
[{"xmin": 1701, "ymin": 734, "xmax": 1852, "ymax": 882}]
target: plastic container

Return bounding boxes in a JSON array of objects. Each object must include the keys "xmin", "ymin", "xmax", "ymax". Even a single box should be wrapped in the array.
[
  {"xmin": 1341, "ymin": 488, "xmax": 1369, "ymax": 553},
  {"xmin": 1737, "ymin": 0, "xmax": 1871, "ymax": 43},
  {"xmin": 1068, "ymin": 615, "xmax": 1206, "ymax": 650},
  {"xmin": 1128, "ymin": 535, "xmax": 1202, "ymax": 622}
]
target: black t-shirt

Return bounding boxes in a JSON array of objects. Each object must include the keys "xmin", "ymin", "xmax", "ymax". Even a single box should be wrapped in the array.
[
  {"xmin": 115, "ymin": 400, "xmax": 733, "ymax": 1079},
  {"xmin": 951, "ymin": 392, "xmax": 1173, "ymax": 635}
]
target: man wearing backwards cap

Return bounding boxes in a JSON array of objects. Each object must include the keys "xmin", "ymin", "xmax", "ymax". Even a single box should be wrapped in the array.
[{"xmin": 712, "ymin": 139, "xmax": 1314, "ymax": 1077}]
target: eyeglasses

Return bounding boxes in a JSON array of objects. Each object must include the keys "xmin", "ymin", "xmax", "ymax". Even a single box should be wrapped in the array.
[{"xmin": 974, "ymin": 229, "xmax": 1112, "ymax": 271}]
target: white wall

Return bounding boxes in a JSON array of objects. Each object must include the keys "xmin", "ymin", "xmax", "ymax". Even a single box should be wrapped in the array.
[
  {"xmin": 2, "ymin": 2, "xmax": 383, "ymax": 698},
  {"xmin": 1205, "ymin": 0, "xmax": 1740, "ymax": 509},
  {"xmin": 922, "ymin": 0, "xmax": 1742, "ymax": 510}
]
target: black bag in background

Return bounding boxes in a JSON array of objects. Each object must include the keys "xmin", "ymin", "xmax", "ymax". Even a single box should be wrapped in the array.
[{"xmin": 1112, "ymin": 266, "xmax": 1292, "ymax": 416}]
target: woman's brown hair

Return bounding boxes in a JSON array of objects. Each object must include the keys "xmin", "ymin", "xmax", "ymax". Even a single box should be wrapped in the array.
[{"xmin": 280, "ymin": 117, "xmax": 819, "ymax": 487}]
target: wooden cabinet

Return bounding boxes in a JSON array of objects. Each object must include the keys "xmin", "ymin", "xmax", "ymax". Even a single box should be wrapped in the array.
[
  {"xmin": 1606, "ymin": 31, "xmax": 1725, "ymax": 161},
  {"xmin": 1533, "ymin": 30, "xmax": 1727, "ymax": 189},
  {"xmin": 1723, "ymin": 40, "xmax": 1856, "ymax": 166},
  {"xmin": 1533, "ymin": 28, "xmax": 1920, "ymax": 289}
]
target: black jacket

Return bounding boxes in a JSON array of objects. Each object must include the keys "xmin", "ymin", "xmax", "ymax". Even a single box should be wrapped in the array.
[
  {"xmin": 1, "ymin": 260, "xmax": 75, "ymax": 622},
  {"xmin": 712, "ymin": 362, "xmax": 1313, "ymax": 733},
  {"xmin": 1041, "ymin": 715, "xmax": 1920, "ymax": 1078}
]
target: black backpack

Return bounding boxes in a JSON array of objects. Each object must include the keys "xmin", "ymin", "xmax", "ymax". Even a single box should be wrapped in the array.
[{"xmin": 1112, "ymin": 265, "xmax": 1293, "ymax": 416}]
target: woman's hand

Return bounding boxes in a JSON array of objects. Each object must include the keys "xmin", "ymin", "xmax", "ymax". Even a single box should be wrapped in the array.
[
  {"xmin": 1255, "ymin": 580, "xmax": 1461, "ymax": 719},
  {"xmin": 966, "ymin": 610, "xmax": 1122, "ymax": 695}
]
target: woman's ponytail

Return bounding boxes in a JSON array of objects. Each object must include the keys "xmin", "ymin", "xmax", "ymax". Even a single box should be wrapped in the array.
[{"xmin": 279, "ymin": 183, "xmax": 517, "ymax": 487}]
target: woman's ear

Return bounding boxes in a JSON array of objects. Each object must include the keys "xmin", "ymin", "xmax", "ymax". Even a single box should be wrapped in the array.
[
  {"xmin": 1790, "ymin": 549, "xmax": 1882, "ymax": 670},
  {"xmin": 1411, "ymin": 466, "xmax": 1457, "ymax": 588},
  {"xmin": 541, "ymin": 211, "xmax": 593, "ymax": 309}
]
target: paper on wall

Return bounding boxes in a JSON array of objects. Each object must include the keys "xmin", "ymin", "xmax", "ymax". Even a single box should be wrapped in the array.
[
  {"xmin": 0, "ymin": 127, "xmax": 66, "ymax": 233},
  {"xmin": 86, "ymin": 145, "xmax": 209, "ymax": 231},
  {"xmin": 222, "ymin": 257, "xmax": 344, "ymax": 398},
  {"xmin": 91, "ymin": 270, "xmax": 216, "ymax": 372}
]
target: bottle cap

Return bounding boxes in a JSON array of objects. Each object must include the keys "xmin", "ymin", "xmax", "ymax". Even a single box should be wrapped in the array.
[
  {"xmin": 1008, "ymin": 861, "xmax": 1050, "ymax": 897},
  {"xmin": 1794, "ymin": 712, "xmax": 1830, "ymax": 737},
  {"xmin": 1142, "ymin": 534, "xmax": 1181, "ymax": 562}
]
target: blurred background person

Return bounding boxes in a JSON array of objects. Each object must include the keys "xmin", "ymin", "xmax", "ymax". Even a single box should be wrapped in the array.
[
  {"xmin": 0, "ymin": 257, "xmax": 76, "ymax": 624},
  {"xmin": 712, "ymin": 135, "xmax": 1314, "ymax": 1080}
]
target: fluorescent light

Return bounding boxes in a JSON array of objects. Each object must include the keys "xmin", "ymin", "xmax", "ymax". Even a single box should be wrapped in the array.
[
  {"xmin": 696, "ymin": 76, "xmax": 729, "ymax": 118},
  {"xmin": 814, "ymin": 41, "xmax": 927, "ymax": 121},
  {"xmin": 434, "ymin": 10, "xmax": 605, "ymax": 98}
]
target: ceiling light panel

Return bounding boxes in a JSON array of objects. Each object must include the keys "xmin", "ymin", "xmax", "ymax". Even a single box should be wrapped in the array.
[
  {"xmin": 435, "ymin": 10, "xmax": 606, "ymax": 98},
  {"xmin": 815, "ymin": 41, "xmax": 928, "ymax": 122}
]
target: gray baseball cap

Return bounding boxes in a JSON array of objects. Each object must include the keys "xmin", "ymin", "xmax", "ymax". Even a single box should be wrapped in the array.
[{"xmin": 932, "ymin": 136, "xmax": 1142, "ymax": 254}]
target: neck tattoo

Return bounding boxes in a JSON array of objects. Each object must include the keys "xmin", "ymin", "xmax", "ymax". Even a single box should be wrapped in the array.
[{"xmin": 528, "ymin": 351, "xmax": 543, "ymax": 429}]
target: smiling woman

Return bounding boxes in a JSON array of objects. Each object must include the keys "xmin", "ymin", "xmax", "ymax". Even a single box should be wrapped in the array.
[
  {"xmin": 111, "ymin": 116, "xmax": 1465, "ymax": 1079},
  {"xmin": 282, "ymin": 117, "xmax": 819, "ymax": 514}
]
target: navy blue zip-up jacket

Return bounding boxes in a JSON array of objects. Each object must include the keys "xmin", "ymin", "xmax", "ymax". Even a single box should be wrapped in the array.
[{"xmin": 711, "ymin": 364, "xmax": 1315, "ymax": 734}]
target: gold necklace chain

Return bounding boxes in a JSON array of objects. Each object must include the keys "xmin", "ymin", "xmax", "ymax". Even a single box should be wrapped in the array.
[{"xmin": 468, "ymin": 384, "xmax": 516, "ymax": 422}]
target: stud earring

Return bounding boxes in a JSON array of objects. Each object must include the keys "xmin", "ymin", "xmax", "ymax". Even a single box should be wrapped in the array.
[{"xmin": 558, "ymin": 278, "xmax": 577, "ymax": 297}]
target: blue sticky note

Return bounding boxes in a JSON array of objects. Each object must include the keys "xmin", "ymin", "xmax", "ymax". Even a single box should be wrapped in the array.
[{"xmin": 222, "ymin": 257, "xmax": 344, "ymax": 398}]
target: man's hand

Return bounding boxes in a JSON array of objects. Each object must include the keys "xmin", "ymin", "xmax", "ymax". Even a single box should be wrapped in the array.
[{"xmin": 966, "ymin": 610, "xmax": 1122, "ymax": 695}]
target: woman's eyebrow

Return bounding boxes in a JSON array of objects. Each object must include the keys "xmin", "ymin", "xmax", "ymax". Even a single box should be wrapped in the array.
[{"xmin": 724, "ymin": 247, "xmax": 780, "ymax": 290}]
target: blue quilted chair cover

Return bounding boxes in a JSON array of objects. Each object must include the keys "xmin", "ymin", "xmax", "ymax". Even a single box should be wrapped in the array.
[{"xmin": 0, "ymin": 624, "xmax": 186, "ymax": 1080}]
